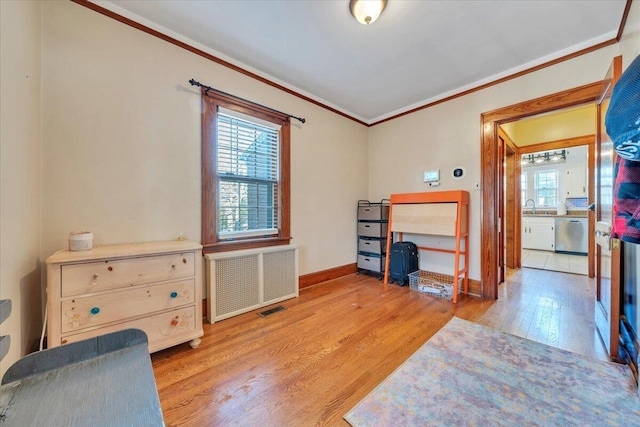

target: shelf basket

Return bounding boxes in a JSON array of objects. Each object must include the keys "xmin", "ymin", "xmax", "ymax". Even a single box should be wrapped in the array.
[{"xmin": 408, "ymin": 270, "xmax": 463, "ymax": 300}]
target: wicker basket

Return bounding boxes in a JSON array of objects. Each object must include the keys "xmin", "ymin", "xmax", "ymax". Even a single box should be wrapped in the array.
[{"xmin": 408, "ymin": 270, "xmax": 463, "ymax": 300}]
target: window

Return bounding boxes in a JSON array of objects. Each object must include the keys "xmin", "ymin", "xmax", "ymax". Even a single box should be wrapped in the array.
[
  {"xmin": 202, "ymin": 92, "xmax": 291, "ymax": 252},
  {"xmin": 521, "ymin": 172, "xmax": 527, "ymax": 205},
  {"xmin": 534, "ymin": 170, "xmax": 558, "ymax": 207},
  {"xmin": 217, "ymin": 109, "xmax": 279, "ymax": 238}
]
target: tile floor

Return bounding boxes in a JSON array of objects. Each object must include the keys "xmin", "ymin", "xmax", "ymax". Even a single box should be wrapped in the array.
[{"xmin": 522, "ymin": 249, "xmax": 589, "ymax": 275}]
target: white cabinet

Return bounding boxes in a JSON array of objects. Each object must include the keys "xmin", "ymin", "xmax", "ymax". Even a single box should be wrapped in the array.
[
  {"xmin": 46, "ymin": 240, "xmax": 203, "ymax": 352},
  {"xmin": 522, "ymin": 216, "xmax": 555, "ymax": 251},
  {"xmin": 565, "ymin": 146, "xmax": 588, "ymax": 197}
]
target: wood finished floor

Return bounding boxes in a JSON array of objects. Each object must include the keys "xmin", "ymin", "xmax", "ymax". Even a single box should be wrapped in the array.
[{"xmin": 152, "ymin": 268, "xmax": 608, "ymax": 426}]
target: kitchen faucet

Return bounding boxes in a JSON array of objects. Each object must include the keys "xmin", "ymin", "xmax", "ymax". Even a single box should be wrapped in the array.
[{"xmin": 524, "ymin": 199, "xmax": 536, "ymax": 214}]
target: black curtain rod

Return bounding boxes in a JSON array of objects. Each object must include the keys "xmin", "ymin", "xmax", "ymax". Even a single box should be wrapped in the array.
[{"xmin": 189, "ymin": 79, "xmax": 306, "ymax": 124}]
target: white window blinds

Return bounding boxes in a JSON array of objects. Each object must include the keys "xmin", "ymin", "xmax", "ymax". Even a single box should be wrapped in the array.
[{"xmin": 217, "ymin": 107, "xmax": 281, "ymax": 239}]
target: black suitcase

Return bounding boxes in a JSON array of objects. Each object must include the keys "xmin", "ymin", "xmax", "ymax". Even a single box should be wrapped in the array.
[{"xmin": 388, "ymin": 242, "xmax": 419, "ymax": 286}]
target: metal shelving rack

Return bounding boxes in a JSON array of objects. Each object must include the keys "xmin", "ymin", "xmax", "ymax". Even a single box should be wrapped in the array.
[{"xmin": 356, "ymin": 199, "xmax": 390, "ymax": 279}]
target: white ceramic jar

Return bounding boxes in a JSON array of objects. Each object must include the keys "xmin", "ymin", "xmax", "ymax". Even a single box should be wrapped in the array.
[{"xmin": 68, "ymin": 231, "xmax": 93, "ymax": 251}]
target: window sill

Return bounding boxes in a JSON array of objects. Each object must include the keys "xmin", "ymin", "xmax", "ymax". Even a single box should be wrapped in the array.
[{"xmin": 203, "ymin": 236, "xmax": 292, "ymax": 254}]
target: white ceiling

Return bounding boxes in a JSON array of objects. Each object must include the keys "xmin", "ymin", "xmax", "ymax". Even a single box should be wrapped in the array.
[{"xmin": 97, "ymin": 0, "xmax": 627, "ymax": 124}]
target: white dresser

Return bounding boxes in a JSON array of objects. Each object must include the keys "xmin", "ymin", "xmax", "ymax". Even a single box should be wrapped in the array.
[{"xmin": 46, "ymin": 240, "xmax": 203, "ymax": 352}]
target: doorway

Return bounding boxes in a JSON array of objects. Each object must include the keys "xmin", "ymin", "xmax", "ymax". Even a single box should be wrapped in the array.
[
  {"xmin": 480, "ymin": 82, "xmax": 602, "ymax": 299},
  {"xmin": 500, "ymin": 109, "xmax": 594, "ymax": 276}
]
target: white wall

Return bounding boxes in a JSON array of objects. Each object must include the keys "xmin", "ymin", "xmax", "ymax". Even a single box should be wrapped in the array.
[
  {"xmin": 620, "ymin": 0, "xmax": 640, "ymax": 68},
  {"xmin": 0, "ymin": 1, "xmax": 43, "ymax": 377},
  {"xmin": 40, "ymin": 2, "xmax": 369, "ymax": 278},
  {"xmin": 3, "ymin": 0, "xmax": 640, "ymax": 376},
  {"xmin": 368, "ymin": 45, "xmax": 621, "ymax": 280}
]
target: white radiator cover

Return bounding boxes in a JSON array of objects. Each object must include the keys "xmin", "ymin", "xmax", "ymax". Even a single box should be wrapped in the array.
[{"xmin": 204, "ymin": 245, "xmax": 298, "ymax": 323}]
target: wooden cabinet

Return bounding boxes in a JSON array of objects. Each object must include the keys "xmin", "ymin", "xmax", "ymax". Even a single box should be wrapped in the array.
[
  {"xmin": 46, "ymin": 240, "xmax": 203, "ymax": 352},
  {"xmin": 522, "ymin": 217, "xmax": 555, "ymax": 251},
  {"xmin": 565, "ymin": 146, "xmax": 588, "ymax": 198}
]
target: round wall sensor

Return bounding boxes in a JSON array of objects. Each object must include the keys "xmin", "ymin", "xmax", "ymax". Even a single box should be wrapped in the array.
[{"xmin": 452, "ymin": 167, "xmax": 466, "ymax": 179}]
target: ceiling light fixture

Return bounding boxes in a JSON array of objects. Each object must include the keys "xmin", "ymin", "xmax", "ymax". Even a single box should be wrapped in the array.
[
  {"xmin": 521, "ymin": 150, "xmax": 567, "ymax": 166},
  {"xmin": 350, "ymin": 0, "xmax": 387, "ymax": 25}
]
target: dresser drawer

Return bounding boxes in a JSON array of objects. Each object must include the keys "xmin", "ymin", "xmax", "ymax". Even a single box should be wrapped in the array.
[
  {"xmin": 357, "ymin": 253, "xmax": 385, "ymax": 273},
  {"xmin": 357, "ymin": 222, "xmax": 388, "ymax": 238},
  {"xmin": 358, "ymin": 237, "xmax": 387, "ymax": 255},
  {"xmin": 357, "ymin": 204, "xmax": 389, "ymax": 221},
  {"xmin": 61, "ymin": 279, "xmax": 195, "ymax": 333},
  {"xmin": 60, "ymin": 306, "xmax": 198, "ymax": 351},
  {"xmin": 60, "ymin": 252, "xmax": 195, "ymax": 297}
]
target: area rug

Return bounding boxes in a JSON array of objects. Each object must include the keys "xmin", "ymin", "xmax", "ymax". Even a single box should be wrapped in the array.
[{"xmin": 344, "ymin": 317, "xmax": 640, "ymax": 426}]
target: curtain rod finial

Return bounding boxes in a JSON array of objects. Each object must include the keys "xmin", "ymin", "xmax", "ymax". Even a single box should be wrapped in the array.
[{"xmin": 189, "ymin": 78, "xmax": 304, "ymax": 124}]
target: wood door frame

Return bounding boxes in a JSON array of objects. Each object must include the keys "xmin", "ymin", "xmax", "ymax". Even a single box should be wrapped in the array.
[
  {"xmin": 501, "ymin": 130, "xmax": 520, "ymax": 270},
  {"xmin": 498, "ymin": 134, "xmax": 505, "ymax": 283},
  {"xmin": 480, "ymin": 82, "xmax": 602, "ymax": 299}
]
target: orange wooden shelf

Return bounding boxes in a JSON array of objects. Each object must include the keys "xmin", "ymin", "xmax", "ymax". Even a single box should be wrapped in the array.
[{"xmin": 383, "ymin": 190, "xmax": 470, "ymax": 303}]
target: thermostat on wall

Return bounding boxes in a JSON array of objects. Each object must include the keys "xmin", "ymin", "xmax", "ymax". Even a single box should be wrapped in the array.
[
  {"xmin": 423, "ymin": 169, "xmax": 440, "ymax": 183},
  {"xmin": 452, "ymin": 167, "xmax": 466, "ymax": 179}
]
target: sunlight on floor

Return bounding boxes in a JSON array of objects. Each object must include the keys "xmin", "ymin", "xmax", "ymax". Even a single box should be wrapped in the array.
[{"xmin": 521, "ymin": 249, "xmax": 588, "ymax": 275}]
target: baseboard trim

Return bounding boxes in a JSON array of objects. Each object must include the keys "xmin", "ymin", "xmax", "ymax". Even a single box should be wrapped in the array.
[
  {"xmin": 201, "ymin": 266, "xmax": 480, "ymax": 318},
  {"xmin": 299, "ymin": 263, "xmax": 357, "ymax": 289},
  {"xmin": 201, "ymin": 263, "xmax": 357, "ymax": 318},
  {"xmin": 467, "ymin": 278, "xmax": 482, "ymax": 298}
]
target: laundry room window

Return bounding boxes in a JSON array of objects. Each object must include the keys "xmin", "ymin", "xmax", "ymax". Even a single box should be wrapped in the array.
[
  {"xmin": 201, "ymin": 91, "xmax": 291, "ymax": 253},
  {"xmin": 534, "ymin": 170, "xmax": 558, "ymax": 207}
]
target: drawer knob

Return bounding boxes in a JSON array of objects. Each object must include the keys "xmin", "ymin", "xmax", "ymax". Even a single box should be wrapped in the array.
[
  {"xmin": 91, "ymin": 274, "xmax": 98, "ymax": 283},
  {"xmin": 170, "ymin": 291, "xmax": 178, "ymax": 298},
  {"xmin": 171, "ymin": 265, "xmax": 176, "ymax": 269},
  {"xmin": 170, "ymin": 317, "xmax": 179, "ymax": 327},
  {"xmin": 108, "ymin": 266, "xmax": 113, "ymax": 271},
  {"xmin": 90, "ymin": 307, "xmax": 100, "ymax": 315}
]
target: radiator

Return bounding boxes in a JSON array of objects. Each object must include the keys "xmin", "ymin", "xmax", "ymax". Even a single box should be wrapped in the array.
[{"xmin": 204, "ymin": 245, "xmax": 298, "ymax": 323}]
